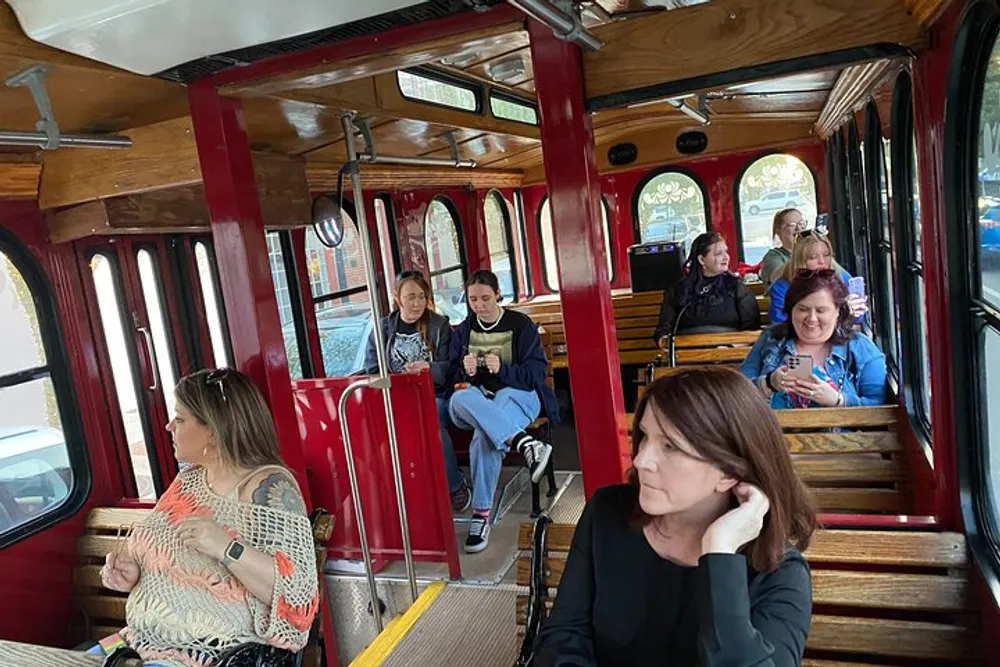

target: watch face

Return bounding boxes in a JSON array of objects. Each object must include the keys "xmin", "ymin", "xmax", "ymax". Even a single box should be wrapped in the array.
[{"xmin": 228, "ymin": 540, "xmax": 245, "ymax": 561}]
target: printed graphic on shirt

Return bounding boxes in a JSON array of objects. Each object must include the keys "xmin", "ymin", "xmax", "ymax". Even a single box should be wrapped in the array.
[
  {"xmin": 468, "ymin": 330, "xmax": 514, "ymax": 365},
  {"xmin": 389, "ymin": 331, "xmax": 430, "ymax": 373}
]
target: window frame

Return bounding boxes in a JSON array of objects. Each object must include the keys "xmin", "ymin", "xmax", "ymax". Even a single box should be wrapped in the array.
[
  {"xmin": 0, "ymin": 229, "xmax": 90, "ymax": 549},
  {"xmin": 630, "ymin": 166, "xmax": 712, "ymax": 246},
  {"xmin": 863, "ymin": 102, "xmax": 900, "ymax": 377},
  {"xmin": 537, "ymin": 194, "xmax": 615, "ymax": 292},
  {"xmin": 396, "ymin": 66, "xmax": 484, "ymax": 114},
  {"xmin": 733, "ymin": 151, "xmax": 820, "ymax": 263},
  {"xmin": 944, "ymin": 0, "xmax": 1000, "ymax": 598},
  {"xmin": 845, "ymin": 118, "xmax": 869, "ymax": 279},
  {"xmin": 424, "ymin": 194, "xmax": 469, "ymax": 293},
  {"xmin": 307, "ymin": 197, "xmax": 369, "ymax": 306},
  {"xmin": 267, "ymin": 230, "xmax": 314, "ymax": 379},
  {"xmin": 484, "ymin": 189, "xmax": 520, "ymax": 302},
  {"xmin": 488, "ymin": 90, "xmax": 539, "ymax": 126},
  {"xmin": 191, "ymin": 238, "xmax": 234, "ymax": 368},
  {"xmin": 891, "ymin": 71, "xmax": 933, "ymax": 443},
  {"xmin": 514, "ymin": 190, "xmax": 534, "ymax": 299}
]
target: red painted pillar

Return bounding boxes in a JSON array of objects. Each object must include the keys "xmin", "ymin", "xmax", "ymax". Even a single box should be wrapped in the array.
[
  {"xmin": 528, "ymin": 21, "xmax": 630, "ymax": 497},
  {"xmin": 188, "ymin": 84, "xmax": 310, "ymax": 504}
]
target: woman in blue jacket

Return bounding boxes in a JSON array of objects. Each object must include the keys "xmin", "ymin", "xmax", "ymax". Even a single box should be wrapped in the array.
[
  {"xmin": 741, "ymin": 269, "xmax": 887, "ymax": 408},
  {"xmin": 365, "ymin": 271, "xmax": 468, "ymax": 512},
  {"xmin": 448, "ymin": 270, "xmax": 559, "ymax": 553}
]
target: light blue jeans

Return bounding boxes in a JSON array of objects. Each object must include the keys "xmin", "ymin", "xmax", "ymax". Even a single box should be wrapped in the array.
[
  {"xmin": 436, "ymin": 396, "xmax": 464, "ymax": 493},
  {"xmin": 448, "ymin": 386, "xmax": 540, "ymax": 512}
]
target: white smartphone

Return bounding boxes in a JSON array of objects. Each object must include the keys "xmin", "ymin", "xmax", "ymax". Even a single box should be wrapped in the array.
[
  {"xmin": 786, "ymin": 354, "xmax": 813, "ymax": 380},
  {"xmin": 848, "ymin": 276, "xmax": 866, "ymax": 298}
]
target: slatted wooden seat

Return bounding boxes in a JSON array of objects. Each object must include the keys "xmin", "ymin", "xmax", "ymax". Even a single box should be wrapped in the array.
[
  {"xmin": 515, "ymin": 520, "xmax": 977, "ymax": 666},
  {"xmin": 510, "ymin": 289, "xmax": 768, "ymax": 370},
  {"xmin": 623, "ymin": 405, "xmax": 908, "ymax": 515}
]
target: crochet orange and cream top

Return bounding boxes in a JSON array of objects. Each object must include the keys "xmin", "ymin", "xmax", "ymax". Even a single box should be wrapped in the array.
[{"xmin": 120, "ymin": 465, "xmax": 319, "ymax": 667}]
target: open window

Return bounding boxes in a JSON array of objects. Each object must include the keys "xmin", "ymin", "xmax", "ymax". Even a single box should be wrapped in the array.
[
  {"xmin": 539, "ymin": 196, "xmax": 613, "ymax": 292},
  {"xmin": 484, "ymin": 190, "xmax": 519, "ymax": 303},
  {"xmin": 633, "ymin": 168, "xmax": 710, "ymax": 248},
  {"xmin": 397, "ymin": 67, "xmax": 482, "ymax": 113},
  {"xmin": 425, "ymin": 197, "xmax": 468, "ymax": 324}
]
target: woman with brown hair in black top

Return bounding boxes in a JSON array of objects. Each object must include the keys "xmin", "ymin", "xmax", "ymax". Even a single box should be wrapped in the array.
[{"xmin": 533, "ymin": 367, "xmax": 816, "ymax": 667}]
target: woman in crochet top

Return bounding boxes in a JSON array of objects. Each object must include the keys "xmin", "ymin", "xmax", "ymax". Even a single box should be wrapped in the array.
[{"xmin": 97, "ymin": 368, "xmax": 319, "ymax": 667}]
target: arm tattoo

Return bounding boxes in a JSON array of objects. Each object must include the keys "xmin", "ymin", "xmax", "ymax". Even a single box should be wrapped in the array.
[{"xmin": 251, "ymin": 472, "xmax": 307, "ymax": 516}]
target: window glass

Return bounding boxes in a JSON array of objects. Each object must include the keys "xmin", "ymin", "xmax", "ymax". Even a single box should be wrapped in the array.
[
  {"xmin": 397, "ymin": 70, "xmax": 478, "ymax": 112},
  {"xmin": 89, "ymin": 254, "xmax": 155, "ymax": 500},
  {"xmin": 912, "ymin": 138, "xmax": 923, "ymax": 262},
  {"xmin": 0, "ymin": 249, "xmax": 75, "ymax": 536},
  {"xmin": 490, "ymin": 94, "xmax": 538, "ymax": 125},
  {"xmin": 636, "ymin": 171, "xmax": 708, "ymax": 248},
  {"xmin": 539, "ymin": 198, "xmax": 612, "ymax": 291},
  {"xmin": 485, "ymin": 193, "xmax": 516, "ymax": 302},
  {"xmin": 978, "ymin": 41, "xmax": 1000, "ymax": 307},
  {"xmin": 136, "ymin": 250, "xmax": 178, "ymax": 413},
  {"xmin": 984, "ymin": 328, "xmax": 1000, "ymax": 519},
  {"xmin": 426, "ymin": 199, "xmax": 467, "ymax": 324},
  {"xmin": 305, "ymin": 210, "xmax": 372, "ymax": 378},
  {"xmin": 194, "ymin": 242, "xmax": 231, "ymax": 369},
  {"xmin": 738, "ymin": 154, "xmax": 818, "ymax": 265},
  {"xmin": 374, "ymin": 198, "xmax": 398, "ymax": 307},
  {"xmin": 265, "ymin": 233, "xmax": 302, "ymax": 380}
]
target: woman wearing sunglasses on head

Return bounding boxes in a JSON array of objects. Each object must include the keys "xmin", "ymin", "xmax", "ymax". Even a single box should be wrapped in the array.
[
  {"xmin": 740, "ymin": 271, "xmax": 887, "ymax": 409},
  {"xmin": 364, "ymin": 270, "xmax": 470, "ymax": 513},
  {"xmin": 767, "ymin": 231, "xmax": 868, "ymax": 325},
  {"xmin": 95, "ymin": 369, "xmax": 318, "ymax": 666}
]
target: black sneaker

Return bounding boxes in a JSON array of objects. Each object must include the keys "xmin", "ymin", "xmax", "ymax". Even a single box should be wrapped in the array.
[
  {"xmin": 450, "ymin": 483, "xmax": 471, "ymax": 513},
  {"xmin": 517, "ymin": 437, "xmax": 553, "ymax": 484},
  {"xmin": 465, "ymin": 514, "xmax": 490, "ymax": 553}
]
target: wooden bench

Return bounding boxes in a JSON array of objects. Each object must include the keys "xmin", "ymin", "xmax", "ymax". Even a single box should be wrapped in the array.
[
  {"xmin": 510, "ymin": 289, "xmax": 769, "ymax": 371},
  {"xmin": 71, "ymin": 506, "xmax": 332, "ymax": 664},
  {"xmin": 623, "ymin": 404, "xmax": 909, "ymax": 516},
  {"xmin": 515, "ymin": 519, "xmax": 977, "ymax": 666}
]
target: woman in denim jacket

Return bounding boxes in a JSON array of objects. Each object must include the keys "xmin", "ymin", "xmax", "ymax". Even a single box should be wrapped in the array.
[{"xmin": 740, "ymin": 270, "xmax": 887, "ymax": 408}]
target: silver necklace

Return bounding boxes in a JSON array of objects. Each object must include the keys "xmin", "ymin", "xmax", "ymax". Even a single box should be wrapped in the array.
[{"xmin": 477, "ymin": 308, "xmax": 504, "ymax": 331}]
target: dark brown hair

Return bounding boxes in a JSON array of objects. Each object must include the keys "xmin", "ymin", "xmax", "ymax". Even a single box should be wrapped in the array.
[
  {"xmin": 629, "ymin": 367, "xmax": 816, "ymax": 571},
  {"xmin": 394, "ymin": 271, "xmax": 436, "ymax": 352},
  {"xmin": 774, "ymin": 269, "xmax": 852, "ymax": 344}
]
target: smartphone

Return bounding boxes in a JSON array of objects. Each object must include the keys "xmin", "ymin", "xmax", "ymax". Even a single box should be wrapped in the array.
[
  {"xmin": 786, "ymin": 354, "xmax": 813, "ymax": 380},
  {"xmin": 848, "ymin": 276, "xmax": 866, "ymax": 298}
]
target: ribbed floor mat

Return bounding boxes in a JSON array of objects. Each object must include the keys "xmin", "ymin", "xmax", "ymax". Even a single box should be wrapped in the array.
[
  {"xmin": 547, "ymin": 473, "xmax": 586, "ymax": 524},
  {"xmin": 382, "ymin": 585, "xmax": 518, "ymax": 667}
]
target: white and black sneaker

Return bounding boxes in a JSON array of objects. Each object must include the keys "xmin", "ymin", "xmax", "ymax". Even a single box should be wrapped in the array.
[
  {"xmin": 514, "ymin": 436, "xmax": 553, "ymax": 484},
  {"xmin": 465, "ymin": 514, "xmax": 490, "ymax": 553}
]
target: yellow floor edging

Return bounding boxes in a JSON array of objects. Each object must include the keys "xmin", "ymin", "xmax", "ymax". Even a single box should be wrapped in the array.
[{"xmin": 349, "ymin": 581, "xmax": 447, "ymax": 667}]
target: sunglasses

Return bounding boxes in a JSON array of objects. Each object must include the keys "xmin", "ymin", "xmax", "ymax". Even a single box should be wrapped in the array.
[
  {"xmin": 794, "ymin": 268, "xmax": 837, "ymax": 280},
  {"xmin": 205, "ymin": 368, "xmax": 231, "ymax": 403},
  {"xmin": 796, "ymin": 229, "xmax": 828, "ymax": 242}
]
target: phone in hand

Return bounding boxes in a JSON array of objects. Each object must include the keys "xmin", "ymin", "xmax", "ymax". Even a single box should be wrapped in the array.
[
  {"xmin": 848, "ymin": 276, "xmax": 866, "ymax": 298},
  {"xmin": 786, "ymin": 354, "xmax": 814, "ymax": 380}
]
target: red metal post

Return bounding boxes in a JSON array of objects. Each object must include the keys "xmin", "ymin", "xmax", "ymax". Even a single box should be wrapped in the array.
[
  {"xmin": 188, "ymin": 84, "xmax": 310, "ymax": 504},
  {"xmin": 528, "ymin": 21, "xmax": 630, "ymax": 497}
]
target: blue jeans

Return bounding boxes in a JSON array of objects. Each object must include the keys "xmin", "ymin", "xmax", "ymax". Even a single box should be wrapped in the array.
[
  {"xmin": 436, "ymin": 396, "xmax": 464, "ymax": 493},
  {"xmin": 448, "ymin": 386, "xmax": 540, "ymax": 512}
]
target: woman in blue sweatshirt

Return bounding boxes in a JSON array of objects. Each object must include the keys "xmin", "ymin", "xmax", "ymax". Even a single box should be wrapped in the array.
[{"xmin": 447, "ymin": 270, "xmax": 559, "ymax": 553}]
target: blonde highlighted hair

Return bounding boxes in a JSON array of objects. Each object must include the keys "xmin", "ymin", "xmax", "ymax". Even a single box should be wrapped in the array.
[{"xmin": 779, "ymin": 230, "xmax": 844, "ymax": 281}]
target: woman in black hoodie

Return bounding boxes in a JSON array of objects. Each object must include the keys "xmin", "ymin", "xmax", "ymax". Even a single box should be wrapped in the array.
[
  {"xmin": 653, "ymin": 232, "xmax": 761, "ymax": 345},
  {"xmin": 365, "ymin": 271, "xmax": 467, "ymax": 512}
]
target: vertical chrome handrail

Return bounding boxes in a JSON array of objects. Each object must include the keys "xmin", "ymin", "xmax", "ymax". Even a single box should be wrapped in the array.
[
  {"xmin": 340, "ymin": 112, "xmax": 420, "ymax": 605},
  {"xmin": 337, "ymin": 377, "xmax": 385, "ymax": 632}
]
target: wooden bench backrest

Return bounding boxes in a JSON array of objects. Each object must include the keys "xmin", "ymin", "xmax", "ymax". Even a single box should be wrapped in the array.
[
  {"xmin": 515, "ymin": 522, "xmax": 973, "ymax": 664},
  {"xmin": 622, "ymin": 405, "xmax": 908, "ymax": 515},
  {"xmin": 72, "ymin": 507, "xmax": 154, "ymax": 642}
]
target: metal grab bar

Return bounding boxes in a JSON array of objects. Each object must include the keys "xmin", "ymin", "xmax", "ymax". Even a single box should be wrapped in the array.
[
  {"xmin": 339, "ymin": 112, "xmax": 419, "ymax": 609},
  {"xmin": 337, "ymin": 376, "xmax": 387, "ymax": 632}
]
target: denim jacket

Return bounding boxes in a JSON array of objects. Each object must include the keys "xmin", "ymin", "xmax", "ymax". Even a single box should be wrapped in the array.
[{"xmin": 739, "ymin": 328, "xmax": 888, "ymax": 408}]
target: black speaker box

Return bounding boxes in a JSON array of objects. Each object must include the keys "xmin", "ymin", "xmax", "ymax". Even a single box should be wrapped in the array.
[{"xmin": 628, "ymin": 241, "xmax": 685, "ymax": 292}]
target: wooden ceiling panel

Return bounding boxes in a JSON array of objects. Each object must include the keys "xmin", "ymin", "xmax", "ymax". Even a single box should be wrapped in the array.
[
  {"xmin": 903, "ymin": 0, "xmax": 956, "ymax": 27},
  {"xmin": 583, "ymin": 0, "xmax": 926, "ymax": 107},
  {"xmin": 720, "ymin": 70, "xmax": 841, "ymax": 95},
  {"xmin": 463, "ymin": 46, "xmax": 535, "ymax": 90},
  {"xmin": 425, "ymin": 132, "xmax": 538, "ymax": 164},
  {"xmin": 706, "ymin": 90, "xmax": 831, "ymax": 115},
  {"xmin": 242, "ymin": 96, "xmax": 349, "ymax": 155},
  {"xmin": 452, "ymin": 32, "xmax": 530, "ymax": 70},
  {"xmin": 302, "ymin": 119, "xmax": 480, "ymax": 162}
]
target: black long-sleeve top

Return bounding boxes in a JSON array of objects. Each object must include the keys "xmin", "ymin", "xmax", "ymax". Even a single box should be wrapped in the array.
[
  {"xmin": 533, "ymin": 485, "xmax": 812, "ymax": 667},
  {"xmin": 652, "ymin": 276, "xmax": 762, "ymax": 342}
]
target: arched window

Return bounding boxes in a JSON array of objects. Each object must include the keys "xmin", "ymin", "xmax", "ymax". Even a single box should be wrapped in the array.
[
  {"xmin": 305, "ymin": 200, "xmax": 373, "ymax": 377},
  {"xmin": 0, "ymin": 232, "xmax": 87, "ymax": 546},
  {"xmin": 736, "ymin": 154, "xmax": 818, "ymax": 265},
  {"xmin": 539, "ymin": 196, "xmax": 613, "ymax": 292},
  {"xmin": 425, "ymin": 197, "xmax": 468, "ymax": 324},
  {"xmin": 484, "ymin": 191, "xmax": 518, "ymax": 303},
  {"xmin": 634, "ymin": 169, "xmax": 709, "ymax": 247}
]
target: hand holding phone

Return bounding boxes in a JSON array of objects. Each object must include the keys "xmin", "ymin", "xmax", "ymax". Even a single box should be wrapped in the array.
[{"xmin": 848, "ymin": 276, "xmax": 866, "ymax": 298}]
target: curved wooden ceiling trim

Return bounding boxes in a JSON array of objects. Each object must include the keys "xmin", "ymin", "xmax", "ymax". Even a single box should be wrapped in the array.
[{"xmin": 814, "ymin": 59, "xmax": 906, "ymax": 138}]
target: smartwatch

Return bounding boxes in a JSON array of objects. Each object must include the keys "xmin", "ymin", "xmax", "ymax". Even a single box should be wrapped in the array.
[{"xmin": 221, "ymin": 539, "xmax": 245, "ymax": 567}]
